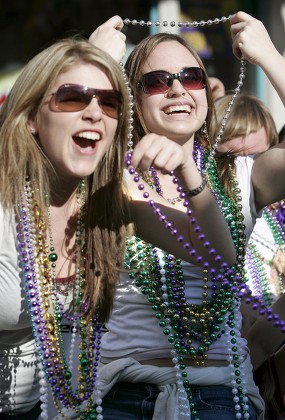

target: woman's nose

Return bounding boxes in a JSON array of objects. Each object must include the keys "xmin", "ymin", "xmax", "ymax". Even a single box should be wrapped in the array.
[
  {"xmin": 166, "ymin": 79, "xmax": 187, "ymax": 97},
  {"xmin": 82, "ymin": 97, "xmax": 103, "ymax": 121}
]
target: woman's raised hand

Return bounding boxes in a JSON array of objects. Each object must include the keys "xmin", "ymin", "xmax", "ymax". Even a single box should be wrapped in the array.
[
  {"xmin": 89, "ymin": 15, "xmax": 126, "ymax": 62},
  {"xmin": 230, "ymin": 11, "xmax": 276, "ymax": 65}
]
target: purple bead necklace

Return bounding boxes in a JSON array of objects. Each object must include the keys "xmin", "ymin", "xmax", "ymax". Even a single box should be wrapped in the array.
[{"xmin": 17, "ymin": 179, "xmax": 103, "ymax": 420}]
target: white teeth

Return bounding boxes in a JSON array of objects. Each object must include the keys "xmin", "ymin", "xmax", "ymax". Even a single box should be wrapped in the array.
[
  {"xmin": 77, "ymin": 131, "xmax": 100, "ymax": 140},
  {"xmin": 165, "ymin": 105, "xmax": 191, "ymax": 114}
]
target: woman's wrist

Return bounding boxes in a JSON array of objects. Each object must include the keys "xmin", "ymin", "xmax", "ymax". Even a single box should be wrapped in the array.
[{"xmin": 183, "ymin": 179, "xmax": 206, "ymax": 197}]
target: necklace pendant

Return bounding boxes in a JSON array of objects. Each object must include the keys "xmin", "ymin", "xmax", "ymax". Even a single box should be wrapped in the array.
[{"xmin": 167, "ymin": 196, "xmax": 182, "ymax": 205}]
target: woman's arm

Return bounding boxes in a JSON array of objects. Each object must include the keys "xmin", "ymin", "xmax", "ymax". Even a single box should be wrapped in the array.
[
  {"xmin": 230, "ymin": 12, "xmax": 285, "ymax": 211},
  {"xmin": 230, "ymin": 11, "xmax": 285, "ymax": 106},
  {"xmin": 129, "ymin": 133, "xmax": 237, "ymax": 267},
  {"xmin": 274, "ymin": 343, "xmax": 285, "ymax": 398},
  {"xmin": 244, "ymin": 294, "xmax": 285, "ymax": 371},
  {"xmin": 252, "ymin": 142, "xmax": 285, "ymax": 211}
]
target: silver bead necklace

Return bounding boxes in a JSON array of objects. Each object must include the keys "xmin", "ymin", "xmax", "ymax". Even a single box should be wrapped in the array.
[
  {"xmin": 205, "ymin": 58, "xmax": 246, "ymax": 172},
  {"xmin": 123, "ymin": 15, "xmax": 232, "ymax": 28}
]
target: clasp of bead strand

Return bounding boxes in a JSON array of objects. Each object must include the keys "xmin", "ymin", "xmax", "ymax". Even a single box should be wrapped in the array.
[{"xmin": 123, "ymin": 16, "xmax": 232, "ymax": 28}]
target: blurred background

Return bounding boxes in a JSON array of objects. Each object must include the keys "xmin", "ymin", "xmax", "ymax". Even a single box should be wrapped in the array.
[{"xmin": 1, "ymin": 0, "xmax": 285, "ymax": 129}]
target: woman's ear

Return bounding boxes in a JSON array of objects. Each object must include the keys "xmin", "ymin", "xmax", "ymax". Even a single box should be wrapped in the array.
[{"xmin": 28, "ymin": 119, "xmax": 38, "ymax": 135}]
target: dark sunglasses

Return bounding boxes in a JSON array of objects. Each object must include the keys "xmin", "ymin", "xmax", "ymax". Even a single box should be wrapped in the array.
[
  {"xmin": 48, "ymin": 83, "xmax": 122, "ymax": 119},
  {"xmin": 138, "ymin": 67, "xmax": 206, "ymax": 94}
]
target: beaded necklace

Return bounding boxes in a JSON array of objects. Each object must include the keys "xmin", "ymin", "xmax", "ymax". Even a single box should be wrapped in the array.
[
  {"xmin": 121, "ymin": 14, "xmax": 247, "ymax": 160},
  {"xmin": 17, "ymin": 179, "xmax": 103, "ymax": 420},
  {"xmin": 123, "ymin": 15, "xmax": 232, "ymax": 28},
  {"xmin": 125, "ymin": 141, "xmax": 251, "ymax": 419},
  {"xmin": 245, "ymin": 203, "xmax": 285, "ymax": 306},
  {"xmin": 140, "ymin": 167, "xmax": 183, "ymax": 204}
]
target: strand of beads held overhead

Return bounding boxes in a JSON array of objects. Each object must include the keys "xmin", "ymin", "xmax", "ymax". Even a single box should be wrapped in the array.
[
  {"xmin": 122, "ymin": 13, "xmax": 246, "ymax": 162},
  {"xmin": 123, "ymin": 15, "xmax": 232, "ymax": 27}
]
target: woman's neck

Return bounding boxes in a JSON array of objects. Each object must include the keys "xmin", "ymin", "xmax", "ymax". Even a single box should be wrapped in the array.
[
  {"xmin": 50, "ymin": 177, "xmax": 84, "ymax": 208},
  {"xmin": 48, "ymin": 179, "xmax": 86, "ymax": 278},
  {"xmin": 181, "ymin": 137, "xmax": 194, "ymax": 154}
]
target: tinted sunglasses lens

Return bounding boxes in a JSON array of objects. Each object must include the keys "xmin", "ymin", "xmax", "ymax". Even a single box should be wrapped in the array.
[
  {"xmin": 140, "ymin": 68, "xmax": 205, "ymax": 94},
  {"xmin": 181, "ymin": 68, "xmax": 205, "ymax": 90},
  {"xmin": 141, "ymin": 72, "xmax": 171, "ymax": 94},
  {"xmin": 98, "ymin": 91, "xmax": 122, "ymax": 119},
  {"xmin": 53, "ymin": 85, "xmax": 122, "ymax": 118},
  {"xmin": 55, "ymin": 85, "xmax": 89, "ymax": 111}
]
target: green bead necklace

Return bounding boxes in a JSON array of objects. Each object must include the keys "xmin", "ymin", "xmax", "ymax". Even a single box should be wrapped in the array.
[{"xmin": 125, "ymin": 144, "xmax": 250, "ymax": 419}]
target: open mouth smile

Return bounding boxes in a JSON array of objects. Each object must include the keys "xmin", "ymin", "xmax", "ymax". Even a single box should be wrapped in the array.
[
  {"xmin": 72, "ymin": 130, "xmax": 101, "ymax": 152},
  {"xmin": 164, "ymin": 104, "xmax": 192, "ymax": 115}
]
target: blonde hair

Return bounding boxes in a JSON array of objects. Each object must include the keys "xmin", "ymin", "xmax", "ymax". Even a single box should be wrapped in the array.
[
  {"xmin": 212, "ymin": 93, "xmax": 278, "ymax": 147},
  {"xmin": 210, "ymin": 93, "xmax": 279, "ymax": 197},
  {"xmin": 125, "ymin": 32, "xmax": 214, "ymax": 149},
  {"xmin": 0, "ymin": 38, "xmax": 129, "ymax": 209},
  {"xmin": 0, "ymin": 38, "xmax": 132, "ymax": 322}
]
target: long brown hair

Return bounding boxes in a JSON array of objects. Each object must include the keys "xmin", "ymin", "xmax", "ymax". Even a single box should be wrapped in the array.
[{"xmin": 0, "ymin": 39, "xmax": 132, "ymax": 322}]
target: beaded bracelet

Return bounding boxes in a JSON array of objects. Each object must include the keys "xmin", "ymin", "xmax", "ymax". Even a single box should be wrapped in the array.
[{"xmin": 183, "ymin": 179, "xmax": 206, "ymax": 197}]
